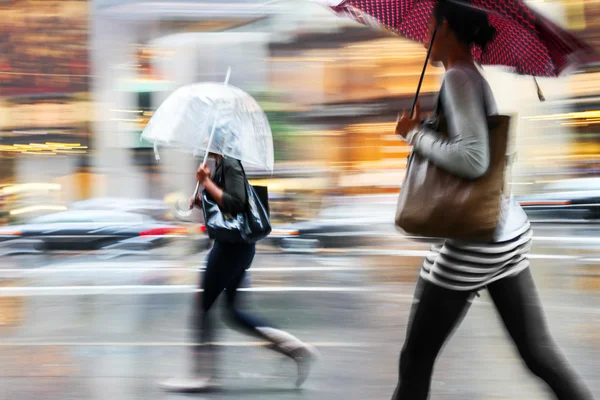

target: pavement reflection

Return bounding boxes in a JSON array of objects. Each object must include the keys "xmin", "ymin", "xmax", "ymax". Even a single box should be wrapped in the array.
[{"xmin": 0, "ymin": 224, "xmax": 598, "ymax": 399}]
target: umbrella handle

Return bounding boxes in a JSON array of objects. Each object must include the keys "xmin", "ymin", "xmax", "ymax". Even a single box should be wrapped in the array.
[
  {"xmin": 201, "ymin": 66, "xmax": 231, "ymax": 166},
  {"xmin": 175, "ymin": 180, "xmax": 201, "ymax": 217},
  {"xmin": 411, "ymin": 27, "xmax": 437, "ymax": 118},
  {"xmin": 176, "ymin": 66, "xmax": 231, "ymax": 218}
]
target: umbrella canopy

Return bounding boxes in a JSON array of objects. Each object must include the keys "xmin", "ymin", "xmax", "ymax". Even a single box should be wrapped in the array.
[
  {"xmin": 141, "ymin": 82, "xmax": 274, "ymax": 172},
  {"xmin": 321, "ymin": 0, "xmax": 595, "ymax": 77}
]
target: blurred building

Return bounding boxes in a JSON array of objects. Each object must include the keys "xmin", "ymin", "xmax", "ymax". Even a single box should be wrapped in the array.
[
  {"xmin": 269, "ymin": 28, "xmax": 443, "ymax": 182},
  {"xmin": 90, "ymin": 0, "xmax": 354, "ymax": 201},
  {"xmin": 90, "ymin": 0, "xmax": 445, "ymax": 199},
  {"xmin": 2, "ymin": 0, "xmax": 600, "ymax": 220},
  {"xmin": 0, "ymin": 0, "xmax": 91, "ymax": 219}
]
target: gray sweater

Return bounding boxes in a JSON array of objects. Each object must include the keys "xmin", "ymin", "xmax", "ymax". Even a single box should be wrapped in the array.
[{"xmin": 405, "ymin": 65, "xmax": 529, "ymax": 242}]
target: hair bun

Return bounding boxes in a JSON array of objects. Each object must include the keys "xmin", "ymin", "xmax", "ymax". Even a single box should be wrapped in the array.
[
  {"xmin": 472, "ymin": 24, "xmax": 496, "ymax": 49},
  {"xmin": 434, "ymin": 0, "xmax": 497, "ymax": 50}
]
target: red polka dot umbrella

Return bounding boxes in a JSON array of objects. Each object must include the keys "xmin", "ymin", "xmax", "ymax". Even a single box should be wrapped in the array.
[
  {"xmin": 323, "ymin": 0, "xmax": 595, "ymax": 77},
  {"xmin": 316, "ymin": 0, "xmax": 596, "ymax": 113}
]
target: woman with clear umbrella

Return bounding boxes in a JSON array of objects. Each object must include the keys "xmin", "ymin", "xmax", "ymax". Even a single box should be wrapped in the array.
[
  {"xmin": 142, "ymin": 80, "xmax": 319, "ymax": 391},
  {"xmin": 178, "ymin": 150, "xmax": 317, "ymax": 391}
]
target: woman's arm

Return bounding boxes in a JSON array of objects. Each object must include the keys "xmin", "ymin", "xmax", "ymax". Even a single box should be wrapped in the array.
[
  {"xmin": 202, "ymin": 178, "xmax": 225, "ymax": 207},
  {"xmin": 407, "ymin": 68, "xmax": 490, "ymax": 180},
  {"xmin": 197, "ymin": 161, "xmax": 246, "ymax": 214}
]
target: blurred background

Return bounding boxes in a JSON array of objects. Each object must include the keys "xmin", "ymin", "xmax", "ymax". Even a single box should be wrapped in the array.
[{"xmin": 0, "ymin": 0, "xmax": 599, "ymax": 399}]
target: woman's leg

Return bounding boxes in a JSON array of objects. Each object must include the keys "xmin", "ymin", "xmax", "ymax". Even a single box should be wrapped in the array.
[
  {"xmin": 221, "ymin": 243, "xmax": 319, "ymax": 387},
  {"xmin": 222, "ymin": 244, "xmax": 273, "ymax": 335},
  {"xmin": 190, "ymin": 242, "xmax": 235, "ymax": 375},
  {"xmin": 487, "ymin": 268, "xmax": 594, "ymax": 400},
  {"xmin": 392, "ymin": 277, "xmax": 472, "ymax": 400},
  {"xmin": 160, "ymin": 243, "xmax": 236, "ymax": 390}
]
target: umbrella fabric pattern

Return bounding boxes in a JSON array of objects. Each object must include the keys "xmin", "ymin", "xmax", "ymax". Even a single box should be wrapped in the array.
[{"xmin": 324, "ymin": 0, "xmax": 595, "ymax": 77}]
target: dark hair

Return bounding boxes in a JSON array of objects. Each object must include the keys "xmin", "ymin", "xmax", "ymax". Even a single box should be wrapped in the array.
[{"xmin": 433, "ymin": 0, "xmax": 496, "ymax": 50}]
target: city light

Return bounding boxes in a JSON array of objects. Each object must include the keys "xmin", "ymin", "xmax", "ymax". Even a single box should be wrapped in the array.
[
  {"xmin": 0, "ymin": 183, "xmax": 62, "ymax": 196},
  {"xmin": 9, "ymin": 205, "xmax": 67, "ymax": 216},
  {"xmin": 0, "ymin": 143, "xmax": 88, "ymax": 155}
]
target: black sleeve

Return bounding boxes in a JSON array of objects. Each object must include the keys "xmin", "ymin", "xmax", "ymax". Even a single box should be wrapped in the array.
[{"xmin": 221, "ymin": 160, "xmax": 247, "ymax": 214}]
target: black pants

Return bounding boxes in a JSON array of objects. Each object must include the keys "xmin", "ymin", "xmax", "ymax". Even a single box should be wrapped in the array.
[
  {"xmin": 392, "ymin": 268, "xmax": 594, "ymax": 400},
  {"xmin": 192, "ymin": 241, "xmax": 273, "ymax": 355}
]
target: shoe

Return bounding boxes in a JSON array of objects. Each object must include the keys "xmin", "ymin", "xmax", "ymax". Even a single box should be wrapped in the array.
[
  {"xmin": 290, "ymin": 343, "xmax": 320, "ymax": 388},
  {"xmin": 257, "ymin": 327, "xmax": 320, "ymax": 388},
  {"xmin": 159, "ymin": 376, "xmax": 218, "ymax": 392},
  {"xmin": 159, "ymin": 344, "xmax": 218, "ymax": 392}
]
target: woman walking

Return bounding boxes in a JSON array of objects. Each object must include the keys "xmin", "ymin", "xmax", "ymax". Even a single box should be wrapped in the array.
[
  {"xmin": 161, "ymin": 154, "xmax": 318, "ymax": 391},
  {"xmin": 393, "ymin": 3, "xmax": 594, "ymax": 399}
]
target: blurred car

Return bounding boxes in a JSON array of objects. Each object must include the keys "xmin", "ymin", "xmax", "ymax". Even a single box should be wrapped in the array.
[
  {"xmin": 517, "ymin": 178, "xmax": 600, "ymax": 221},
  {"xmin": 268, "ymin": 176, "xmax": 600, "ymax": 252},
  {"xmin": 0, "ymin": 210, "xmax": 208, "ymax": 255},
  {"xmin": 268, "ymin": 196, "xmax": 399, "ymax": 251},
  {"xmin": 69, "ymin": 197, "xmax": 169, "ymax": 220}
]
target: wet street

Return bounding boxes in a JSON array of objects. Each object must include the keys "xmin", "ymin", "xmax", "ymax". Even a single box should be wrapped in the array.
[{"xmin": 0, "ymin": 224, "xmax": 599, "ymax": 400}]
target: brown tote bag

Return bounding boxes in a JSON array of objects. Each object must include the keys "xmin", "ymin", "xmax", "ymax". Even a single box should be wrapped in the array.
[{"xmin": 395, "ymin": 110, "xmax": 511, "ymax": 243}]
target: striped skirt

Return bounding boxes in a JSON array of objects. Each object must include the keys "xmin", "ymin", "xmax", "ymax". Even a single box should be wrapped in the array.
[{"xmin": 420, "ymin": 226, "xmax": 533, "ymax": 291}]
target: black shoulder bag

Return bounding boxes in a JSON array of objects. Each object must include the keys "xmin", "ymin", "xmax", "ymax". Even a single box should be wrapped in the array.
[{"xmin": 201, "ymin": 161, "xmax": 272, "ymax": 243}]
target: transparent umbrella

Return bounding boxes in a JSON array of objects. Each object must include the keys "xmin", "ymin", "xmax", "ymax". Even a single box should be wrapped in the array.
[{"xmin": 141, "ymin": 69, "xmax": 274, "ymax": 216}]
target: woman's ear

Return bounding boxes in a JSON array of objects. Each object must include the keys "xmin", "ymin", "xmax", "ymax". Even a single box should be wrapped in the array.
[{"xmin": 438, "ymin": 20, "xmax": 449, "ymax": 39}]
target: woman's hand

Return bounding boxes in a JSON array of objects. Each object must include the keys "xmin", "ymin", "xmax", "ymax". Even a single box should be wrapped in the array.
[
  {"xmin": 395, "ymin": 101, "xmax": 421, "ymax": 139},
  {"xmin": 196, "ymin": 165, "xmax": 211, "ymax": 186},
  {"xmin": 188, "ymin": 195, "xmax": 196, "ymax": 210}
]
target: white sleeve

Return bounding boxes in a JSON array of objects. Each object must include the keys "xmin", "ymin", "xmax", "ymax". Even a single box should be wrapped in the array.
[{"xmin": 409, "ymin": 68, "xmax": 490, "ymax": 180}]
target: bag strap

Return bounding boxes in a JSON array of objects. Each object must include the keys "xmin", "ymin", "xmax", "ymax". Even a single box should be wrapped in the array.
[
  {"xmin": 237, "ymin": 159, "xmax": 247, "ymax": 179},
  {"xmin": 220, "ymin": 160, "xmax": 227, "ymax": 189}
]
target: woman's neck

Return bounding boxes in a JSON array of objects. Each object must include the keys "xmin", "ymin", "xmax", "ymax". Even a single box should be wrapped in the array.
[{"xmin": 445, "ymin": 47, "xmax": 477, "ymax": 71}]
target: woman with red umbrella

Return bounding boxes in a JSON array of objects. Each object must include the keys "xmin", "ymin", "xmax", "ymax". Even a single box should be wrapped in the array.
[
  {"xmin": 393, "ymin": 3, "xmax": 595, "ymax": 399},
  {"xmin": 320, "ymin": 0, "xmax": 596, "ymax": 398},
  {"xmin": 394, "ymin": 8, "xmax": 593, "ymax": 400}
]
